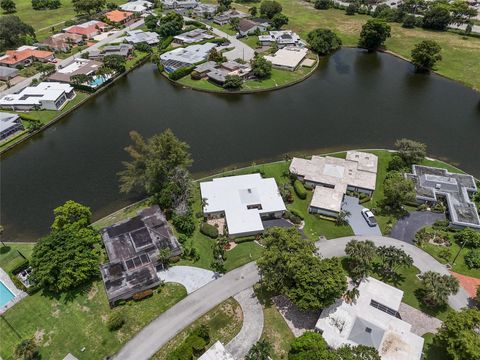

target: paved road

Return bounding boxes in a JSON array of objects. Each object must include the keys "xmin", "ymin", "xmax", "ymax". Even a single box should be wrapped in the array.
[
  {"xmin": 315, "ymin": 235, "xmax": 470, "ymax": 311},
  {"xmin": 157, "ymin": 265, "xmax": 217, "ymax": 294},
  {"xmin": 114, "ymin": 262, "xmax": 260, "ymax": 360},
  {"xmin": 0, "ymin": 19, "xmax": 145, "ymax": 97},
  {"xmin": 208, "ymin": 26, "xmax": 255, "ymax": 61},
  {"xmin": 226, "ymin": 287, "xmax": 264, "ymax": 359},
  {"xmin": 390, "ymin": 211, "xmax": 446, "ymax": 244},
  {"xmin": 342, "ymin": 195, "xmax": 382, "ymax": 236}
]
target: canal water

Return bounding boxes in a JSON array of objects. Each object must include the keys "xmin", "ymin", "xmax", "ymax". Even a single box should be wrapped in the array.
[{"xmin": 1, "ymin": 48, "xmax": 479, "ymax": 241}]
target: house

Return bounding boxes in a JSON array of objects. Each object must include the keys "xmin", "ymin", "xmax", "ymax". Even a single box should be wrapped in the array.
[
  {"xmin": 63, "ymin": 20, "xmax": 109, "ymax": 39},
  {"xmin": 213, "ymin": 10, "xmax": 248, "ymax": 25},
  {"xmin": 0, "ymin": 82, "xmax": 75, "ymax": 111},
  {"xmin": 0, "ymin": 112, "xmax": 24, "ymax": 140},
  {"xmin": 88, "ymin": 44, "xmax": 133, "ymax": 60},
  {"xmin": 0, "ymin": 66, "xmax": 19, "ymax": 81},
  {"xmin": 258, "ymin": 30, "xmax": 304, "ymax": 48},
  {"xmin": 193, "ymin": 3, "xmax": 218, "ymax": 18},
  {"xmin": 120, "ymin": 0, "xmax": 153, "ymax": 13},
  {"xmin": 198, "ymin": 341, "xmax": 234, "ymax": 360},
  {"xmin": 315, "ymin": 277, "xmax": 424, "ymax": 360},
  {"xmin": 290, "ymin": 151, "xmax": 378, "ymax": 217},
  {"xmin": 160, "ymin": 42, "xmax": 217, "ymax": 72},
  {"xmin": 405, "ymin": 165, "xmax": 480, "ymax": 229},
  {"xmin": 38, "ymin": 33, "xmax": 84, "ymax": 53},
  {"xmin": 264, "ymin": 46, "xmax": 308, "ymax": 71},
  {"xmin": 99, "ymin": 205, "xmax": 182, "ymax": 306},
  {"xmin": 0, "ymin": 46, "xmax": 55, "ymax": 68},
  {"xmin": 200, "ymin": 173, "xmax": 286, "ymax": 237},
  {"xmin": 105, "ymin": 9, "xmax": 134, "ymax": 25},
  {"xmin": 49, "ymin": 59, "xmax": 106, "ymax": 87},
  {"xmin": 194, "ymin": 60, "xmax": 251, "ymax": 84},
  {"xmin": 161, "ymin": 0, "xmax": 199, "ymax": 9},
  {"xmin": 237, "ymin": 18, "xmax": 268, "ymax": 37},
  {"xmin": 173, "ymin": 29, "xmax": 214, "ymax": 45},
  {"xmin": 125, "ymin": 30, "xmax": 160, "ymax": 45}
]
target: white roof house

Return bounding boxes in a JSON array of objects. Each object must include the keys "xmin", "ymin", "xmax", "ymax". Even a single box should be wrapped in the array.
[
  {"xmin": 160, "ymin": 43, "xmax": 217, "ymax": 67},
  {"xmin": 173, "ymin": 29, "xmax": 214, "ymax": 44},
  {"xmin": 198, "ymin": 341, "xmax": 234, "ymax": 360},
  {"xmin": 120, "ymin": 0, "xmax": 153, "ymax": 12},
  {"xmin": 258, "ymin": 30, "xmax": 305, "ymax": 48},
  {"xmin": 0, "ymin": 82, "xmax": 75, "ymax": 111},
  {"xmin": 125, "ymin": 30, "xmax": 160, "ymax": 44},
  {"xmin": 315, "ymin": 277, "xmax": 424, "ymax": 360},
  {"xmin": 264, "ymin": 46, "xmax": 308, "ymax": 71},
  {"xmin": 200, "ymin": 174, "xmax": 286, "ymax": 237}
]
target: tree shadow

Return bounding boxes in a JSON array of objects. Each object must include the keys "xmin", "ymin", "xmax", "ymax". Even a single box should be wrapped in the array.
[
  {"xmin": 253, "ymin": 283, "xmax": 275, "ymax": 307},
  {"xmin": 0, "ymin": 245, "xmax": 11, "ymax": 254},
  {"xmin": 413, "ymin": 288, "xmax": 449, "ymax": 318},
  {"xmin": 40, "ymin": 277, "xmax": 100, "ymax": 304}
]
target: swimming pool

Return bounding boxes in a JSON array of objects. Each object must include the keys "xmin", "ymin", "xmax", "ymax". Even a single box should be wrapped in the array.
[
  {"xmin": 88, "ymin": 75, "xmax": 109, "ymax": 88},
  {"xmin": 0, "ymin": 281, "xmax": 15, "ymax": 307}
]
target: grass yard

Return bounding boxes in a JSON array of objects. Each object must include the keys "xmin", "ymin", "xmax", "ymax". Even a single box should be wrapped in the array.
[
  {"xmin": 0, "ymin": 243, "xmax": 35, "ymax": 273},
  {"xmin": 152, "ymin": 297, "xmax": 243, "ymax": 359}
]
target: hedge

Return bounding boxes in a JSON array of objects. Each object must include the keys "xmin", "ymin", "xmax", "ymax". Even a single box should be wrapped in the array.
[
  {"xmin": 132, "ymin": 289, "xmax": 153, "ymax": 301},
  {"xmin": 234, "ymin": 235, "xmax": 256, "ymax": 244},
  {"xmin": 294, "ymin": 180, "xmax": 307, "ymax": 199},
  {"xmin": 200, "ymin": 222, "xmax": 219, "ymax": 239},
  {"xmin": 290, "ymin": 209, "xmax": 304, "ymax": 220},
  {"xmin": 169, "ymin": 65, "xmax": 195, "ymax": 80}
]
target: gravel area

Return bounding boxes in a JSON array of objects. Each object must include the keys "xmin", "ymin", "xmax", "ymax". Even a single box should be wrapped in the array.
[{"xmin": 399, "ymin": 302, "xmax": 443, "ymax": 336}]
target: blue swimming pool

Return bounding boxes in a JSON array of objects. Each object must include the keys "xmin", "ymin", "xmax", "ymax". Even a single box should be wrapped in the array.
[
  {"xmin": 0, "ymin": 281, "xmax": 15, "ymax": 307},
  {"xmin": 88, "ymin": 76, "xmax": 108, "ymax": 88}
]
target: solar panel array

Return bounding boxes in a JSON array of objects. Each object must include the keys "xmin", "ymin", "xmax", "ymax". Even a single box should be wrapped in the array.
[{"xmin": 370, "ymin": 299, "xmax": 401, "ymax": 318}]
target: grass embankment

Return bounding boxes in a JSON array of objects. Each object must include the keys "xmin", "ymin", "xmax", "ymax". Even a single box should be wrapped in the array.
[
  {"xmin": 0, "ymin": 244, "xmax": 187, "ymax": 360},
  {"xmin": 261, "ymin": 0, "xmax": 480, "ymax": 90},
  {"xmin": 152, "ymin": 297, "xmax": 243, "ymax": 359}
]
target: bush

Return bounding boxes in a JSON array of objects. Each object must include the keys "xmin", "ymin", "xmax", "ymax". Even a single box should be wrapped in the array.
[
  {"xmin": 169, "ymin": 65, "xmax": 195, "ymax": 80},
  {"xmin": 172, "ymin": 212, "xmax": 195, "ymax": 236},
  {"xmin": 107, "ymin": 311, "xmax": 125, "ymax": 331},
  {"xmin": 185, "ymin": 20, "xmax": 207, "ymax": 29},
  {"xmin": 314, "ymin": 0, "xmax": 333, "ymax": 10},
  {"xmin": 284, "ymin": 211, "xmax": 302, "ymax": 224},
  {"xmin": 234, "ymin": 235, "xmax": 256, "ymax": 244},
  {"xmin": 345, "ymin": 3, "xmax": 356, "ymax": 15},
  {"xmin": 293, "ymin": 180, "xmax": 307, "ymax": 199},
  {"xmin": 465, "ymin": 249, "xmax": 480, "ymax": 269},
  {"xmin": 402, "ymin": 14, "xmax": 416, "ymax": 28},
  {"xmin": 200, "ymin": 222, "xmax": 219, "ymax": 238},
  {"xmin": 290, "ymin": 208, "xmax": 304, "ymax": 220},
  {"xmin": 132, "ymin": 289, "xmax": 153, "ymax": 301}
]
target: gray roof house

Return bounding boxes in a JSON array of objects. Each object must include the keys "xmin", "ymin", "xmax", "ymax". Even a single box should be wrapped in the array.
[
  {"xmin": 125, "ymin": 30, "xmax": 160, "ymax": 45},
  {"xmin": 0, "ymin": 66, "xmax": 19, "ymax": 81},
  {"xmin": 0, "ymin": 112, "xmax": 24, "ymax": 140},
  {"xmin": 237, "ymin": 18, "xmax": 268, "ymax": 37},
  {"xmin": 88, "ymin": 44, "xmax": 133, "ymax": 60},
  {"xmin": 99, "ymin": 205, "xmax": 182, "ymax": 306}
]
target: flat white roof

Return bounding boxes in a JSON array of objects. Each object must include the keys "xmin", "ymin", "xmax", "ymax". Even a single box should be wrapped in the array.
[
  {"xmin": 200, "ymin": 173, "xmax": 286, "ymax": 236},
  {"xmin": 0, "ymin": 82, "xmax": 73, "ymax": 106},
  {"xmin": 310, "ymin": 185, "xmax": 345, "ymax": 213},
  {"xmin": 160, "ymin": 43, "xmax": 217, "ymax": 65},
  {"xmin": 264, "ymin": 47, "xmax": 308, "ymax": 68},
  {"xmin": 120, "ymin": 0, "xmax": 152, "ymax": 12},
  {"xmin": 315, "ymin": 277, "xmax": 423, "ymax": 360},
  {"xmin": 57, "ymin": 59, "xmax": 100, "ymax": 74},
  {"xmin": 198, "ymin": 341, "xmax": 234, "ymax": 360}
]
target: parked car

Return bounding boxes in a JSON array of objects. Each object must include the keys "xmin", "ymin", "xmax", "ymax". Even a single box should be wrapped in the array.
[{"xmin": 361, "ymin": 208, "xmax": 377, "ymax": 227}]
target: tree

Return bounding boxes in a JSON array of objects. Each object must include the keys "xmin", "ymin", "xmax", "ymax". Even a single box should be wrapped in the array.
[
  {"xmin": 144, "ymin": 14, "xmax": 158, "ymax": 30},
  {"xmin": 411, "ymin": 40, "xmax": 442, "ymax": 71},
  {"xmin": 32, "ymin": 0, "xmax": 61, "ymax": 10},
  {"xmin": 103, "ymin": 54, "xmax": 126, "ymax": 73},
  {"xmin": 70, "ymin": 73, "xmax": 91, "ymax": 85},
  {"xmin": 402, "ymin": 14, "xmax": 416, "ymax": 28},
  {"xmin": 345, "ymin": 3, "xmax": 356, "ymax": 15},
  {"xmin": 14, "ymin": 338, "xmax": 40, "ymax": 360},
  {"xmin": 376, "ymin": 245, "xmax": 413, "ymax": 279},
  {"xmin": 450, "ymin": 0, "xmax": 477, "ymax": 27},
  {"xmin": 419, "ymin": 271, "xmax": 459, "ymax": 307},
  {"xmin": 435, "ymin": 308, "xmax": 480, "ymax": 360},
  {"xmin": 208, "ymin": 47, "xmax": 223, "ymax": 63},
  {"xmin": 250, "ymin": 56, "xmax": 272, "ymax": 79},
  {"xmin": 0, "ymin": 15, "xmax": 35, "ymax": 51},
  {"xmin": 306, "ymin": 28, "xmax": 342, "ymax": 55},
  {"xmin": 249, "ymin": 6, "xmax": 257, "ymax": 16},
  {"xmin": 335, "ymin": 210, "xmax": 350, "ymax": 226},
  {"xmin": 229, "ymin": 16, "xmax": 240, "ymax": 31},
  {"xmin": 271, "ymin": 13, "xmax": 288, "ymax": 30},
  {"xmin": 454, "ymin": 228, "xmax": 480, "ymax": 248},
  {"xmin": 51, "ymin": 200, "xmax": 92, "ymax": 231},
  {"xmin": 358, "ymin": 19, "xmax": 391, "ymax": 51},
  {"xmin": 30, "ymin": 202, "xmax": 99, "ymax": 293},
  {"xmin": 1, "ymin": 0, "xmax": 16, "ymax": 13},
  {"xmin": 336, "ymin": 345, "xmax": 381, "ymax": 360},
  {"xmin": 314, "ymin": 0, "xmax": 333, "ymax": 10},
  {"xmin": 158, "ymin": 11, "xmax": 184, "ymax": 37},
  {"xmin": 72, "ymin": 0, "xmax": 106, "ymax": 16},
  {"xmin": 38, "ymin": 63, "xmax": 56, "ymax": 76},
  {"xmin": 218, "ymin": 0, "xmax": 232, "ymax": 11},
  {"xmin": 260, "ymin": 0, "xmax": 282, "ymax": 19},
  {"xmin": 345, "ymin": 240, "xmax": 377, "ymax": 280},
  {"xmin": 245, "ymin": 339, "xmax": 272, "ymax": 360},
  {"xmin": 382, "ymin": 171, "xmax": 416, "ymax": 211},
  {"xmin": 211, "ymin": 237, "xmax": 228, "ymax": 273},
  {"xmin": 395, "ymin": 138, "xmax": 427, "ymax": 165},
  {"xmin": 289, "ymin": 332, "xmax": 336, "ymax": 360},
  {"xmin": 399, "ymin": 0, "xmax": 426, "ymax": 15},
  {"xmin": 422, "ymin": 3, "xmax": 451, "ymax": 30},
  {"xmin": 223, "ymin": 75, "xmax": 243, "ymax": 89}
]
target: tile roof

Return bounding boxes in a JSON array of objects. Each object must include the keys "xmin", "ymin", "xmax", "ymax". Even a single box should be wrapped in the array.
[
  {"xmin": 0, "ymin": 49, "xmax": 54, "ymax": 65},
  {"xmin": 105, "ymin": 9, "xmax": 134, "ymax": 23}
]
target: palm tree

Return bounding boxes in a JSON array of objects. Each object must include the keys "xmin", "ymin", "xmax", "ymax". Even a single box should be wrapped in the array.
[
  {"xmin": 335, "ymin": 210, "xmax": 351, "ymax": 226},
  {"xmin": 419, "ymin": 271, "xmax": 459, "ymax": 308},
  {"xmin": 245, "ymin": 339, "xmax": 272, "ymax": 360},
  {"xmin": 344, "ymin": 287, "xmax": 360, "ymax": 303},
  {"xmin": 345, "ymin": 240, "xmax": 376, "ymax": 280}
]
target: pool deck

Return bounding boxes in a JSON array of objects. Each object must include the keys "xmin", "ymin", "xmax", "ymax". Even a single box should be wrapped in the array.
[{"xmin": 0, "ymin": 267, "xmax": 27, "ymax": 315}]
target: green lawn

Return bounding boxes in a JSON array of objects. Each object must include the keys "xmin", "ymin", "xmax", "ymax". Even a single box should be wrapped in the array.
[
  {"xmin": 240, "ymin": 35, "xmax": 261, "ymax": 49},
  {"xmin": 0, "ymin": 243, "xmax": 35, "ymax": 273},
  {"xmin": 152, "ymin": 297, "xmax": 242, "ymax": 359}
]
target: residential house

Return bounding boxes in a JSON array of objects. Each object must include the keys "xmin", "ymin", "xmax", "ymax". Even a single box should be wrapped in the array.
[
  {"xmin": 213, "ymin": 10, "xmax": 248, "ymax": 25},
  {"xmin": 99, "ymin": 205, "xmax": 182, "ymax": 306},
  {"xmin": 38, "ymin": 33, "xmax": 84, "ymax": 53},
  {"xmin": 88, "ymin": 44, "xmax": 133, "ymax": 60},
  {"xmin": 173, "ymin": 28, "xmax": 214, "ymax": 45},
  {"xmin": 0, "ymin": 46, "xmax": 55, "ymax": 68},
  {"xmin": 105, "ymin": 9, "xmax": 134, "ymax": 25},
  {"xmin": 237, "ymin": 18, "xmax": 268, "ymax": 37},
  {"xmin": 125, "ymin": 30, "xmax": 160, "ymax": 45},
  {"xmin": 0, "ymin": 112, "xmax": 24, "ymax": 140},
  {"xmin": 315, "ymin": 277, "xmax": 424, "ymax": 360},
  {"xmin": 200, "ymin": 173, "xmax": 286, "ymax": 237},
  {"xmin": 160, "ymin": 42, "xmax": 217, "ymax": 72},
  {"xmin": 258, "ymin": 30, "xmax": 304, "ymax": 48},
  {"xmin": 49, "ymin": 59, "xmax": 106, "ymax": 87},
  {"xmin": 290, "ymin": 151, "xmax": 378, "ymax": 217},
  {"xmin": 0, "ymin": 66, "xmax": 19, "ymax": 81},
  {"xmin": 63, "ymin": 20, "xmax": 109, "ymax": 39},
  {"xmin": 406, "ymin": 165, "xmax": 480, "ymax": 229},
  {"xmin": 120, "ymin": 0, "xmax": 153, "ymax": 13},
  {"xmin": 0, "ymin": 82, "xmax": 75, "ymax": 111},
  {"xmin": 193, "ymin": 3, "xmax": 218, "ymax": 18},
  {"xmin": 194, "ymin": 60, "xmax": 251, "ymax": 84},
  {"xmin": 161, "ymin": 0, "xmax": 199, "ymax": 10},
  {"xmin": 264, "ymin": 46, "xmax": 308, "ymax": 71}
]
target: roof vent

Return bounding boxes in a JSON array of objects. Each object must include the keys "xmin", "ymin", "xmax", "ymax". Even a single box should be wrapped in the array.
[{"xmin": 365, "ymin": 327, "xmax": 372, "ymax": 333}]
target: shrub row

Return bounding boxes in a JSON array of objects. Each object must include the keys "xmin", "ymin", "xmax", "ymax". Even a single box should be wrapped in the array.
[
  {"xmin": 293, "ymin": 180, "xmax": 307, "ymax": 199},
  {"xmin": 284, "ymin": 211, "xmax": 302, "ymax": 225},
  {"xmin": 200, "ymin": 222, "xmax": 219, "ymax": 239},
  {"xmin": 169, "ymin": 65, "xmax": 195, "ymax": 81},
  {"xmin": 234, "ymin": 236, "xmax": 256, "ymax": 244}
]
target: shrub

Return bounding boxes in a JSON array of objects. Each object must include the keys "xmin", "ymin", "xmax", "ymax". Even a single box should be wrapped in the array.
[
  {"xmin": 465, "ymin": 249, "xmax": 480, "ymax": 269},
  {"xmin": 172, "ymin": 212, "xmax": 195, "ymax": 236},
  {"xmin": 285, "ymin": 211, "xmax": 302, "ymax": 224},
  {"xmin": 438, "ymin": 248, "xmax": 451, "ymax": 262},
  {"xmin": 314, "ymin": 0, "xmax": 333, "ymax": 10},
  {"xmin": 402, "ymin": 14, "xmax": 416, "ymax": 28},
  {"xmin": 132, "ymin": 289, "xmax": 153, "ymax": 301},
  {"xmin": 293, "ymin": 180, "xmax": 307, "ymax": 199},
  {"xmin": 184, "ymin": 20, "xmax": 207, "ymax": 29},
  {"xmin": 14, "ymin": 339, "xmax": 40, "ymax": 360},
  {"xmin": 157, "ymin": 63, "xmax": 164, "ymax": 72},
  {"xmin": 170, "ymin": 255, "xmax": 181, "ymax": 263},
  {"xmin": 345, "ymin": 3, "xmax": 356, "ymax": 15},
  {"xmin": 200, "ymin": 222, "xmax": 219, "ymax": 238},
  {"xmin": 169, "ymin": 65, "xmax": 195, "ymax": 80},
  {"xmin": 107, "ymin": 311, "xmax": 125, "ymax": 331},
  {"xmin": 290, "ymin": 208, "xmax": 304, "ymax": 220}
]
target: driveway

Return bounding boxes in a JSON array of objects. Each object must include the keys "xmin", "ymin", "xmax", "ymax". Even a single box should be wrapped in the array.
[
  {"xmin": 157, "ymin": 266, "xmax": 217, "ymax": 294},
  {"xmin": 342, "ymin": 196, "xmax": 382, "ymax": 236},
  {"xmin": 114, "ymin": 262, "xmax": 260, "ymax": 360},
  {"xmin": 390, "ymin": 211, "xmax": 446, "ymax": 244},
  {"xmin": 262, "ymin": 218, "xmax": 294, "ymax": 229},
  {"xmin": 207, "ymin": 26, "xmax": 255, "ymax": 61}
]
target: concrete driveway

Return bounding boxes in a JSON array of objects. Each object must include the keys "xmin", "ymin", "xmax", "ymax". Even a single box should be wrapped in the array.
[
  {"xmin": 390, "ymin": 211, "xmax": 446, "ymax": 244},
  {"xmin": 342, "ymin": 195, "xmax": 382, "ymax": 236},
  {"xmin": 157, "ymin": 266, "xmax": 217, "ymax": 294}
]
